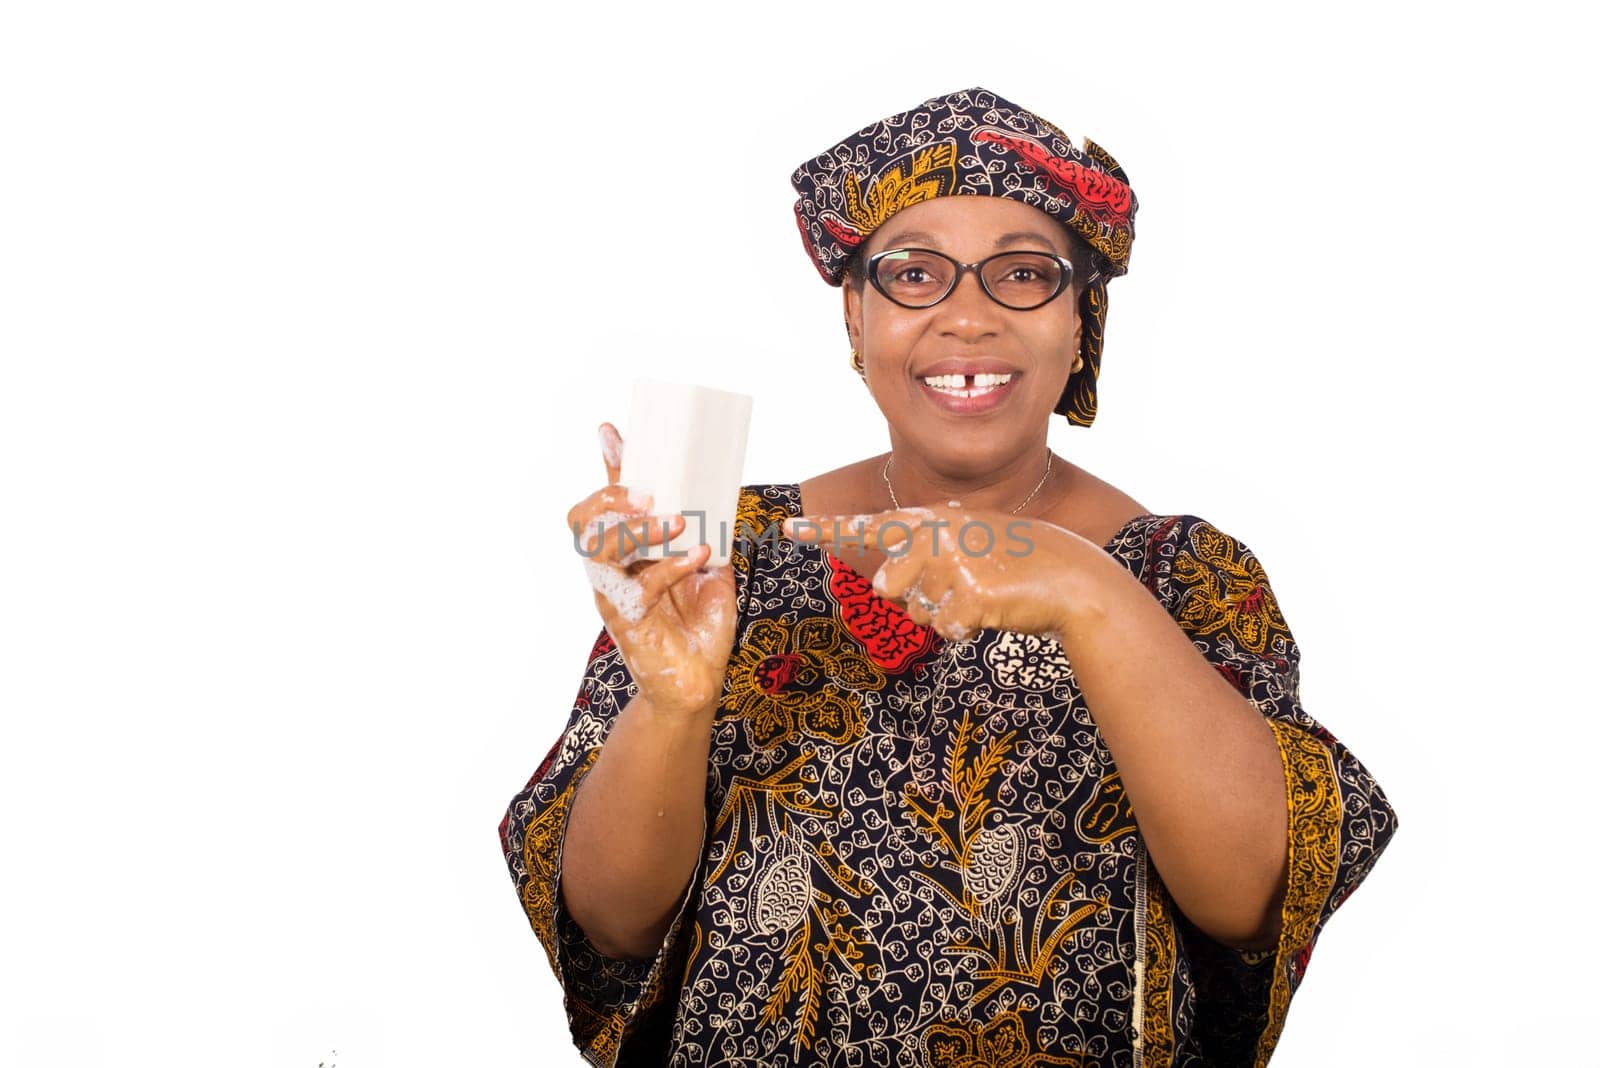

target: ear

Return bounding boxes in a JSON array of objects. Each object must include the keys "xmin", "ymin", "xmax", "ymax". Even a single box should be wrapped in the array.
[
  {"xmin": 1069, "ymin": 287, "xmax": 1084, "ymax": 363},
  {"xmin": 842, "ymin": 277, "xmax": 863, "ymax": 349}
]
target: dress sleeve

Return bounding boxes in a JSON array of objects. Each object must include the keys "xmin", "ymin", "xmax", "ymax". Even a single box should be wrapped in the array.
[
  {"xmin": 1140, "ymin": 514, "xmax": 1399, "ymax": 1066},
  {"xmin": 498, "ymin": 625, "xmax": 705, "ymax": 1068}
]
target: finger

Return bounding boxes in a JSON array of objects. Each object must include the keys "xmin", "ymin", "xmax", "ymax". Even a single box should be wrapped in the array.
[
  {"xmin": 931, "ymin": 605, "xmax": 976, "ymax": 642},
  {"xmin": 664, "ymin": 551, "xmax": 727, "ymax": 634},
  {"xmin": 931, "ymin": 586, "xmax": 980, "ymax": 641},
  {"xmin": 583, "ymin": 529, "xmax": 692, "ymax": 629},
  {"xmin": 869, "ymin": 543, "xmax": 927, "ymax": 603},
  {"xmin": 584, "ymin": 551, "xmax": 644, "ymax": 631},
  {"xmin": 575, "ymin": 510, "xmax": 678, "ymax": 561},
  {"xmin": 567, "ymin": 483, "xmax": 653, "ymax": 537},
  {"xmin": 638, "ymin": 541, "xmax": 712, "ymax": 607},
  {"xmin": 901, "ymin": 580, "xmax": 931, "ymax": 625},
  {"xmin": 908, "ymin": 570, "xmax": 954, "ymax": 608},
  {"xmin": 598, "ymin": 422, "xmax": 624, "ymax": 486},
  {"xmin": 927, "ymin": 586, "xmax": 964, "ymax": 628},
  {"xmin": 582, "ymin": 513, "xmax": 685, "ymax": 560},
  {"xmin": 614, "ymin": 513, "xmax": 690, "ymax": 566}
]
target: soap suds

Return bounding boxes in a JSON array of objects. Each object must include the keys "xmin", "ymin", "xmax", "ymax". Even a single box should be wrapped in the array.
[
  {"xmin": 581, "ymin": 510, "xmax": 648, "ymax": 621},
  {"xmin": 598, "ymin": 424, "xmax": 623, "ymax": 471},
  {"xmin": 582, "ymin": 510, "xmax": 634, "ymax": 554},
  {"xmin": 584, "ymin": 556, "xmax": 646, "ymax": 622}
]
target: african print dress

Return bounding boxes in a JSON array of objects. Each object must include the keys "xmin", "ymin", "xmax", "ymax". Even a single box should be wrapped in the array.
[{"xmin": 499, "ymin": 483, "xmax": 1398, "ymax": 1067}]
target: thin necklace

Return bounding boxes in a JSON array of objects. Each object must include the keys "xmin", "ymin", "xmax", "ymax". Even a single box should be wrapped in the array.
[{"xmin": 882, "ymin": 451, "xmax": 1054, "ymax": 514}]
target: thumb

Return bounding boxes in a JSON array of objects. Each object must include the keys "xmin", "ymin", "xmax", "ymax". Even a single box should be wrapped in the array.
[{"xmin": 597, "ymin": 422, "xmax": 624, "ymax": 486}]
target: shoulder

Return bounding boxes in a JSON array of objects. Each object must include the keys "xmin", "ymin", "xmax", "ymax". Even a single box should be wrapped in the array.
[
  {"xmin": 1105, "ymin": 512, "xmax": 1274, "ymax": 581},
  {"xmin": 1101, "ymin": 509, "xmax": 1288, "ymax": 610},
  {"xmin": 1047, "ymin": 461, "xmax": 1155, "ymax": 548},
  {"xmin": 1120, "ymin": 513, "xmax": 1299, "ymax": 661},
  {"xmin": 1156, "ymin": 515, "xmax": 1277, "ymax": 582}
]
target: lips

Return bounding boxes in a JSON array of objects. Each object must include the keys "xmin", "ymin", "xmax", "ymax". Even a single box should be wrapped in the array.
[{"xmin": 918, "ymin": 372, "xmax": 1020, "ymax": 415}]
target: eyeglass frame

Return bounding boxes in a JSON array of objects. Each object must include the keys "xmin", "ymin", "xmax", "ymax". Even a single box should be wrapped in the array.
[{"xmin": 863, "ymin": 246, "xmax": 1099, "ymax": 311}]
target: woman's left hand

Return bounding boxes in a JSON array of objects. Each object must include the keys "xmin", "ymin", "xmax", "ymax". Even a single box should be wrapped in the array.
[{"xmin": 781, "ymin": 505, "xmax": 1099, "ymax": 641}]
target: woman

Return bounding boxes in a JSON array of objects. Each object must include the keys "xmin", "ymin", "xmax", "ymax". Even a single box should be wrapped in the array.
[{"xmin": 500, "ymin": 87, "xmax": 1397, "ymax": 1067}]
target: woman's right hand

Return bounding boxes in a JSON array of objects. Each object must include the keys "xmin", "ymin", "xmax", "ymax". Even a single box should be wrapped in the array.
[{"xmin": 566, "ymin": 422, "xmax": 738, "ymax": 717}]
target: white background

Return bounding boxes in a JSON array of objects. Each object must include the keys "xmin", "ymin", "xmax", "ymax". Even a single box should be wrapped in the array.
[{"xmin": 2, "ymin": 2, "xmax": 1594, "ymax": 1065}]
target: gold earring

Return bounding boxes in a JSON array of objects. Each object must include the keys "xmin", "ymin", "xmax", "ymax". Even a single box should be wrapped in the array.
[
  {"xmin": 851, "ymin": 349, "xmax": 865, "ymax": 376},
  {"xmin": 1071, "ymin": 351, "xmax": 1084, "ymax": 373}
]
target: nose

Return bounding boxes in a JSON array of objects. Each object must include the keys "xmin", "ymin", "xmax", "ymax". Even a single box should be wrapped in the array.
[{"xmin": 931, "ymin": 267, "xmax": 1001, "ymax": 341}]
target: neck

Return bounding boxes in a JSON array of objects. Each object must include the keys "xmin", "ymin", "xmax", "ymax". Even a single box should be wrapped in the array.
[{"xmin": 882, "ymin": 442, "xmax": 1061, "ymax": 515}]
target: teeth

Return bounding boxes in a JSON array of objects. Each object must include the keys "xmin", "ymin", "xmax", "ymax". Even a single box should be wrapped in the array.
[
  {"xmin": 922, "ymin": 372, "xmax": 1013, "ymax": 398},
  {"xmin": 922, "ymin": 372, "xmax": 1014, "ymax": 391}
]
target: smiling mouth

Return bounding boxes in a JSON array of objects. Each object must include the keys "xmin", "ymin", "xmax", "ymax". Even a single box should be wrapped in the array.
[{"xmin": 919, "ymin": 372, "xmax": 1017, "ymax": 398}]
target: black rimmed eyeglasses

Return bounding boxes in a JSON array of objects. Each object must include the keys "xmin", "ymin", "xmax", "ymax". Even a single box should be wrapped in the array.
[{"xmin": 866, "ymin": 247, "xmax": 1096, "ymax": 311}]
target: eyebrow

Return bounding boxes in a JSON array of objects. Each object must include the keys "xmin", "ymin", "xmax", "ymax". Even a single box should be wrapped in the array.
[{"xmin": 875, "ymin": 229, "xmax": 1064, "ymax": 254}]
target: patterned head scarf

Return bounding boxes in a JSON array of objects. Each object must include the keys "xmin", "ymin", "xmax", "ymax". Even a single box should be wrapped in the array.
[{"xmin": 790, "ymin": 87, "xmax": 1138, "ymax": 426}]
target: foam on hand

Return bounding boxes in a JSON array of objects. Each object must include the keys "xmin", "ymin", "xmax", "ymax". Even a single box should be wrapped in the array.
[
  {"xmin": 580, "ymin": 510, "xmax": 646, "ymax": 622},
  {"xmin": 619, "ymin": 379, "xmax": 753, "ymax": 569},
  {"xmin": 598, "ymin": 424, "xmax": 624, "ymax": 471}
]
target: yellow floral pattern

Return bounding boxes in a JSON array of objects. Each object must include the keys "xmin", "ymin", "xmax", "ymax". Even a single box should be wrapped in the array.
[
  {"xmin": 1253, "ymin": 719, "xmax": 1343, "ymax": 1068},
  {"xmin": 1134, "ymin": 854, "xmax": 1179, "ymax": 1068},
  {"xmin": 841, "ymin": 141, "xmax": 958, "ymax": 236},
  {"xmin": 731, "ymin": 488, "xmax": 790, "ymax": 582},
  {"xmin": 1170, "ymin": 523, "xmax": 1290, "ymax": 656},
  {"xmin": 520, "ymin": 748, "xmax": 598, "ymax": 974},
  {"xmin": 718, "ymin": 615, "xmax": 883, "ymax": 748},
  {"xmin": 923, "ymin": 1009, "xmax": 1083, "ymax": 1067},
  {"xmin": 904, "ymin": 707, "xmax": 1110, "ymax": 1005}
]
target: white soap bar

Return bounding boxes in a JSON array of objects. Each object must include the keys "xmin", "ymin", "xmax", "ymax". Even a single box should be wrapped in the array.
[{"xmin": 619, "ymin": 378, "xmax": 753, "ymax": 569}]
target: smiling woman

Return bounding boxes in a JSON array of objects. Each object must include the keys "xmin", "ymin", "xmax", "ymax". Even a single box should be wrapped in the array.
[
  {"xmin": 845, "ymin": 197, "xmax": 1088, "ymax": 450},
  {"xmin": 500, "ymin": 87, "xmax": 1398, "ymax": 1068}
]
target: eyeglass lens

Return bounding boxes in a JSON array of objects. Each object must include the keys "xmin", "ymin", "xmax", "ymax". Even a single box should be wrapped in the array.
[{"xmin": 873, "ymin": 250, "xmax": 1067, "ymax": 309}]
